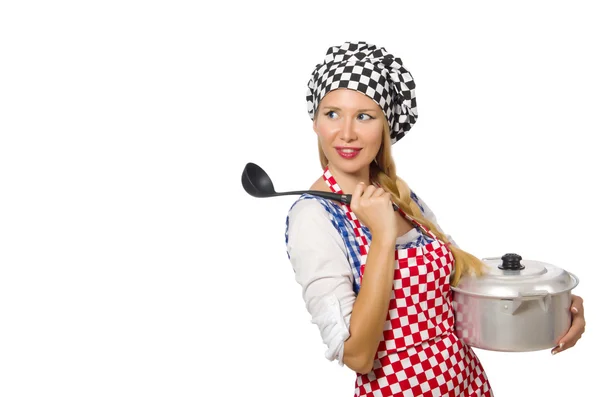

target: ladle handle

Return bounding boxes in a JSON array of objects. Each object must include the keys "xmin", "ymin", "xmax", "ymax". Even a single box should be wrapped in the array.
[
  {"xmin": 286, "ymin": 190, "xmax": 351, "ymax": 204},
  {"xmin": 292, "ymin": 191, "xmax": 399, "ymax": 211}
]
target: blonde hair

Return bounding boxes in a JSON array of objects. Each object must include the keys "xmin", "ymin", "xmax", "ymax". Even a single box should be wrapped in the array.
[{"xmin": 316, "ymin": 112, "xmax": 484, "ymax": 286}]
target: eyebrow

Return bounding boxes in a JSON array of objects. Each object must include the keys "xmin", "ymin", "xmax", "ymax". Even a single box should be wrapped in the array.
[{"xmin": 321, "ymin": 106, "xmax": 378, "ymax": 113}]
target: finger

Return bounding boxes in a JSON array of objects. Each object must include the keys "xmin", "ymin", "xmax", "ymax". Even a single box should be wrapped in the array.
[
  {"xmin": 552, "ymin": 315, "xmax": 585, "ymax": 355},
  {"xmin": 351, "ymin": 182, "xmax": 366, "ymax": 209},
  {"xmin": 559, "ymin": 313, "xmax": 586, "ymax": 345},
  {"xmin": 570, "ymin": 295, "xmax": 584, "ymax": 315},
  {"xmin": 553, "ymin": 332, "xmax": 581, "ymax": 354},
  {"xmin": 361, "ymin": 184, "xmax": 378, "ymax": 199},
  {"xmin": 353, "ymin": 181, "xmax": 366, "ymax": 195},
  {"xmin": 372, "ymin": 187, "xmax": 386, "ymax": 197},
  {"xmin": 552, "ymin": 336, "xmax": 580, "ymax": 355}
]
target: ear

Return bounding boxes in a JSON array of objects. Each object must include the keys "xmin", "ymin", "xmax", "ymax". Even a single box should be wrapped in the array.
[{"xmin": 313, "ymin": 118, "xmax": 318, "ymax": 134}]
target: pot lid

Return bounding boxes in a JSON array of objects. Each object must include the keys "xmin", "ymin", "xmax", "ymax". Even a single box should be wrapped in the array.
[{"xmin": 451, "ymin": 253, "xmax": 579, "ymax": 299}]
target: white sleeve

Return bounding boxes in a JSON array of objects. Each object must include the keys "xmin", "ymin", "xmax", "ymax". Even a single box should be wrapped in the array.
[
  {"xmin": 410, "ymin": 191, "xmax": 460, "ymax": 248},
  {"xmin": 286, "ymin": 199, "xmax": 356, "ymax": 366}
]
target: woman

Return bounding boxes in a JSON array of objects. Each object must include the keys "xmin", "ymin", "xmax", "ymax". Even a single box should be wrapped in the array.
[{"xmin": 284, "ymin": 41, "xmax": 585, "ymax": 396}]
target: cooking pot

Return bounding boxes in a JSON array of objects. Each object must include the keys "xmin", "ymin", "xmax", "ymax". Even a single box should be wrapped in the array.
[{"xmin": 451, "ymin": 253, "xmax": 579, "ymax": 352}]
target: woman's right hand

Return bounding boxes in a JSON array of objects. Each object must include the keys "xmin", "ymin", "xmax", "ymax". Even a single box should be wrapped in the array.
[{"xmin": 350, "ymin": 182, "xmax": 398, "ymax": 241}]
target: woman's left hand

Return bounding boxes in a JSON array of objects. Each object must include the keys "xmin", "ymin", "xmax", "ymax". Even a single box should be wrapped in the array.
[{"xmin": 552, "ymin": 294, "xmax": 585, "ymax": 355}]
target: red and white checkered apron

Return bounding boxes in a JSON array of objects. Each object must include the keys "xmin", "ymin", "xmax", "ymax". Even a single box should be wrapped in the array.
[{"xmin": 323, "ymin": 168, "xmax": 493, "ymax": 397}]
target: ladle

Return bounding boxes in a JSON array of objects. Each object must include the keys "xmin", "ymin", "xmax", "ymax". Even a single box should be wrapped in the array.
[{"xmin": 241, "ymin": 162, "xmax": 399, "ymax": 211}]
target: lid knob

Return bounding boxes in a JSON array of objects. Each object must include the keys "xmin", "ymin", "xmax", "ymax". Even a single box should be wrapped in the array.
[{"xmin": 499, "ymin": 253, "xmax": 525, "ymax": 271}]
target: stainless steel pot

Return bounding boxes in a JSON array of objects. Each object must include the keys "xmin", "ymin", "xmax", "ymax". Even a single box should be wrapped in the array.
[{"xmin": 451, "ymin": 253, "xmax": 579, "ymax": 352}]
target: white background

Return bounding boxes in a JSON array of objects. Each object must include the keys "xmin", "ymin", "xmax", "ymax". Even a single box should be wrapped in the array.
[{"xmin": 1, "ymin": 1, "xmax": 598, "ymax": 396}]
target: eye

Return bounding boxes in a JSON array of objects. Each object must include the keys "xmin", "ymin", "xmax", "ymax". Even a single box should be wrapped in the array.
[
  {"xmin": 358, "ymin": 113, "xmax": 373, "ymax": 121},
  {"xmin": 325, "ymin": 110, "xmax": 338, "ymax": 119}
]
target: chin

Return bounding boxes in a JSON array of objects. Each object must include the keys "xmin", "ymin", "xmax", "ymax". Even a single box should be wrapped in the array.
[{"xmin": 331, "ymin": 161, "xmax": 369, "ymax": 175}]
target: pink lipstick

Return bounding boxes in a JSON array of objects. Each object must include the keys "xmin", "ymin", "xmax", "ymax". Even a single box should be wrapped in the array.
[{"xmin": 335, "ymin": 147, "xmax": 362, "ymax": 159}]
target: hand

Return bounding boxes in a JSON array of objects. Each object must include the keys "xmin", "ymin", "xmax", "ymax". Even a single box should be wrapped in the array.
[
  {"xmin": 350, "ymin": 182, "xmax": 397, "ymax": 241},
  {"xmin": 552, "ymin": 294, "xmax": 585, "ymax": 355}
]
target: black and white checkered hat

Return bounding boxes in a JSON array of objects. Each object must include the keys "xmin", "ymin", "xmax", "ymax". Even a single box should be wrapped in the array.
[{"xmin": 306, "ymin": 41, "xmax": 418, "ymax": 145}]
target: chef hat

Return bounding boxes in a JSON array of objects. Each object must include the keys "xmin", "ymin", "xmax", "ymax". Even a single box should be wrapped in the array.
[{"xmin": 306, "ymin": 41, "xmax": 418, "ymax": 145}]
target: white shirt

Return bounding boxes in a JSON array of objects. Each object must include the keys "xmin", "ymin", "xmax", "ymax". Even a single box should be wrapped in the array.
[{"xmin": 285, "ymin": 193, "xmax": 457, "ymax": 367}]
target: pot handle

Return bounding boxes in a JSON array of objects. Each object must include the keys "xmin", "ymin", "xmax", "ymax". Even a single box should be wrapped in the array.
[{"xmin": 520, "ymin": 290, "xmax": 551, "ymax": 312}]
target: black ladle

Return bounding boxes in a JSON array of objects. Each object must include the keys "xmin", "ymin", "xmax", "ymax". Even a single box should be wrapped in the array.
[{"xmin": 241, "ymin": 162, "xmax": 399, "ymax": 211}]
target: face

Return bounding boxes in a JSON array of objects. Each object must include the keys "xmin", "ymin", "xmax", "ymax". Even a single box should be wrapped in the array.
[{"xmin": 313, "ymin": 88, "xmax": 385, "ymax": 177}]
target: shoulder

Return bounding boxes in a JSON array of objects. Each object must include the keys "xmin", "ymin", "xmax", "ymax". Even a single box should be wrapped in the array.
[
  {"xmin": 287, "ymin": 194, "xmax": 336, "ymax": 224},
  {"xmin": 285, "ymin": 194, "xmax": 348, "ymax": 257},
  {"xmin": 288, "ymin": 195, "xmax": 328, "ymax": 216},
  {"xmin": 286, "ymin": 192, "xmax": 346, "ymax": 245},
  {"xmin": 287, "ymin": 175, "xmax": 338, "ymax": 219}
]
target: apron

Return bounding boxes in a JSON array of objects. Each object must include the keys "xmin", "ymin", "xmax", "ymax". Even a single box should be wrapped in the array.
[{"xmin": 322, "ymin": 167, "xmax": 493, "ymax": 397}]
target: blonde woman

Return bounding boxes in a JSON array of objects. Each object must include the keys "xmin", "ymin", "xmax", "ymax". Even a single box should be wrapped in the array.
[{"xmin": 284, "ymin": 41, "xmax": 585, "ymax": 397}]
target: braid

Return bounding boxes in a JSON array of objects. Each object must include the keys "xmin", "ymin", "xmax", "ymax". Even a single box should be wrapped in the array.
[{"xmin": 316, "ymin": 111, "xmax": 485, "ymax": 285}]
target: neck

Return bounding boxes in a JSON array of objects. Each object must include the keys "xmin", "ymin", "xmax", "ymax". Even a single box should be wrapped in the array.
[{"xmin": 326, "ymin": 163, "xmax": 375, "ymax": 194}]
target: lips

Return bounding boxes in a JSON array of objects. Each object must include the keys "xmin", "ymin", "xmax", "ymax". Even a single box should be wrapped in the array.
[
  {"xmin": 335, "ymin": 146, "xmax": 361, "ymax": 150},
  {"xmin": 335, "ymin": 147, "xmax": 362, "ymax": 159}
]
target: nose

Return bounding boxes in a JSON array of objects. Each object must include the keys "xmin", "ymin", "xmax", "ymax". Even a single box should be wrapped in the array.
[{"xmin": 339, "ymin": 116, "xmax": 357, "ymax": 142}]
